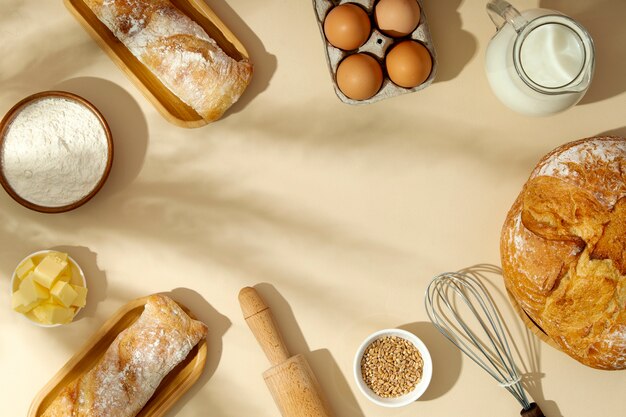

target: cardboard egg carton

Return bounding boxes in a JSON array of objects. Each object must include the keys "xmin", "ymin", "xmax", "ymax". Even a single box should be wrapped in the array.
[{"xmin": 313, "ymin": 0, "xmax": 437, "ymax": 104}]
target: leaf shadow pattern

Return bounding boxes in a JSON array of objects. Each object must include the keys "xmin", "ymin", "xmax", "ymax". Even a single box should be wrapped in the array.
[
  {"xmin": 0, "ymin": 129, "xmax": 407, "ymax": 324},
  {"xmin": 0, "ymin": 14, "xmax": 101, "ymax": 105},
  {"xmin": 226, "ymin": 100, "xmax": 545, "ymax": 183},
  {"xmin": 71, "ymin": 171, "xmax": 406, "ymax": 296}
]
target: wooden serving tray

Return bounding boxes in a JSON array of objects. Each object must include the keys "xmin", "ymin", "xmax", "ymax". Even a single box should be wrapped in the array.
[
  {"xmin": 28, "ymin": 295, "xmax": 208, "ymax": 417},
  {"xmin": 64, "ymin": 0, "xmax": 250, "ymax": 128}
]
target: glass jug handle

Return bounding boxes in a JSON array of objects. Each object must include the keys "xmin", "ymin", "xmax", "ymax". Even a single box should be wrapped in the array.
[{"xmin": 487, "ymin": 0, "xmax": 527, "ymax": 32}]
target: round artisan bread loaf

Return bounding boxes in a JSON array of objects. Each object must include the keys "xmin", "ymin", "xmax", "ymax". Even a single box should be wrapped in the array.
[{"xmin": 501, "ymin": 136, "xmax": 626, "ymax": 370}]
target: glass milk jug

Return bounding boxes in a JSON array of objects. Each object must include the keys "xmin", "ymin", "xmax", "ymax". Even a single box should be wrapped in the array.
[{"xmin": 485, "ymin": 0, "xmax": 595, "ymax": 116}]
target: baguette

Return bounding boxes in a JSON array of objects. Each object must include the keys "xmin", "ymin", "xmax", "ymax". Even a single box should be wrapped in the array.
[
  {"xmin": 84, "ymin": 0, "xmax": 253, "ymax": 122},
  {"xmin": 41, "ymin": 294, "xmax": 208, "ymax": 417}
]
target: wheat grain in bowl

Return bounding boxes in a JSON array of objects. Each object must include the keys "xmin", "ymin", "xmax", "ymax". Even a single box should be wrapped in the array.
[
  {"xmin": 354, "ymin": 328, "xmax": 432, "ymax": 407},
  {"xmin": 361, "ymin": 335, "xmax": 423, "ymax": 397},
  {"xmin": 10, "ymin": 250, "xmax": 87, "ymax": 327}
]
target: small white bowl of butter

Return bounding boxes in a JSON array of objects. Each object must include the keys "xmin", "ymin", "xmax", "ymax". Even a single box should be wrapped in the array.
[{"xmin": 10, "ymin": 250, "xmax": 87, "ymax": 327}]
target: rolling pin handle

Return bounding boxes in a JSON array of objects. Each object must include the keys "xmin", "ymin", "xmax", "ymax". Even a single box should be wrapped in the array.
[
  {"xmin": 521, "ymin": 403, "xmax": 545, "ymax": 417},
  {"xmin": 239, "ymin": 287, "xmax": 291, "ymax": 366}
]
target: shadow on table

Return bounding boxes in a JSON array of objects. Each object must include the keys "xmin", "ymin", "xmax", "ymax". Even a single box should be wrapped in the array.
[
  {"xmin": 50, "ymin": 245, "xmax": 107, "ymax": 322},
  {"xmin": 254, "ymin": 283, "xmax": 365, "ymax": 417},
  {"xmin": 164, "ymin": 287, "xmax": 231, "ymax": 416},
  {"xmin": 599, "ymin": 127, "xmax": 626, "ymax": 138},
  {"xmin": 423, "ymin": 0, "xmax": 478, "ymax": 83},
  {"xmin": 54, "ymin": 77, "xmax": 148, "ymax": 199},
  {"xmin": 205, "ymin": 0, "xmax": 277, "ymax": 117},
  {"xmin": 398, "ymin": 321, "xmax": 462, "ymax": 401},
  {"xmin": 541, "ymin": 0, "xmax": 626, "ymax": 105}
]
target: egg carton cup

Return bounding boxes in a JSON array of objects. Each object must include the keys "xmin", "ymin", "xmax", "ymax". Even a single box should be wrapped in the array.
[{"xmin": 313, "ymin": 0, "xmax": 438, "ymax": 104}]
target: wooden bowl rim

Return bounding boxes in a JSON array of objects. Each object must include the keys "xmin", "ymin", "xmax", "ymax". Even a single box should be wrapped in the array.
[{"xmin": 0, "ymin": 90, "xmax": 114, "ymax": 214}]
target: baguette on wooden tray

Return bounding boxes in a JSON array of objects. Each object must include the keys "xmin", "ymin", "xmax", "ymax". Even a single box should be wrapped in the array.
[
  {"xmin": 84, "ymin": 0, "xmax": 253, "ymax": 122},
  {"xmin": 40, "ymin": 294, "xmax": 208, "ymax": 417}
]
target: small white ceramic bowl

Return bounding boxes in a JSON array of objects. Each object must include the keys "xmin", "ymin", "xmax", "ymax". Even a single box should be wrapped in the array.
[
  {"xmin": 10, "ymin": 250, "xmax": 87, "ymax": 327},
  {"xmin": 354, "ymin": 328, "xmax": 432, "ymax": 407}
]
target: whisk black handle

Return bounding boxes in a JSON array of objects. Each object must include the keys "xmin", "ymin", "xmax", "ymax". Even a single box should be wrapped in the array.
[{"xmin": 521, "ymin": 403, "xmax": 545, "ymax": 417}]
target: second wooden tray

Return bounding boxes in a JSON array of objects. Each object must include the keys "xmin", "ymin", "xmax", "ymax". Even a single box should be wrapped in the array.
[{"xmin": 28, "ymin": 295, "xmax": 208, "ymax": 417}]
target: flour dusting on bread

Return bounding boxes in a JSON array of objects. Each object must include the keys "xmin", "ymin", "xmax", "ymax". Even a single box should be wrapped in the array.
[
  {"xmin": 501, "ymin": 137, "xmax": 626, "ymax": 370},
  {"xmin": 41, "ymin": 295, "xmax": 208, "ymax": 417},
  {"xmin": 85, "ymin": 0, "xmax": 253, "ymax": 122},
  {"xmin": 534, "ymin": 138, "xmax": 626, "ymax": 207}
]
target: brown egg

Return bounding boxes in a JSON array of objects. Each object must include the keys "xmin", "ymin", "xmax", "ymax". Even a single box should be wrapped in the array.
[
  {"xmin": 374, "ymin": 0, "xmax": 421, "ymax": 38},
  {"xmin": 336, "ymin": 54, "xmax": 383, "ymax": 100},
  {"xmin": 324, "ymin": 3, "xmax": 371, "ymax": 51},
  {"xmin": 385, "ymin": 40, "xmax": 432, "ymax": 88}
]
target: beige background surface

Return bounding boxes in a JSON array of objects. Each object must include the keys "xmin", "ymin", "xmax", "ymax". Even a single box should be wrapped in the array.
[{"xmin": 1, "ymin": 0, "xmax": 625, "ymax": 416}]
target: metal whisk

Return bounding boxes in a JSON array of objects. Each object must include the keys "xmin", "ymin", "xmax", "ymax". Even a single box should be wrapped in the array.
[{"xmin": 425, "ymin": 271, "xmax": 544, "ymax": 417}]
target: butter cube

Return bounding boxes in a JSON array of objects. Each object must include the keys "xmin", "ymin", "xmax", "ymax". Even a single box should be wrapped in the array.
[
  {"xmin": 50, "ymin": 281, "xmax": 78, "ymax": 308},
  {"xmin": 71, "ymin": 285, "xmax": 88, "ymax": 308},
  {"xmin": 33, "ymin": 254, "xmax": 67, "ymax": 289},
  {"xmin": 57, "ymin": 272, "xmax": 72, "ymax": 282},
  {"xmin": 19, "ymin": 273, "xmax": 49, "ymax": 304},
  {"xmin": 50, "ymin": 252, "xmax": 68, "ymax": 261},
  {"xmin": 15, "ymin": 258, "xmax": 35, "ymax": 279},
  {"xmin": 11, "ymin": 290, "xmax": 39, "ymax": 313},
  {"xmin": 32, "ymin": 303, "xmax": 74, "ymax": 325}
]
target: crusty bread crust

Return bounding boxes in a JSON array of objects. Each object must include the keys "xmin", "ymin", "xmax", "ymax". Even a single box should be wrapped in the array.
[
  {"xmin": 84, "ymin": 0, "xmax": 253, "ymax": 122},
  {"xmin": 501, "ymin": 137, "xmax": 626, "ymax": 370},
  {"xmin": 41, "ymin": 295, "xmax": 208, "ymax": 416}
]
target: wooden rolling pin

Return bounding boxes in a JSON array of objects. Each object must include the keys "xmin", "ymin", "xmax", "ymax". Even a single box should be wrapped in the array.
[{"xmin": 239, "ymin": 287, "xmax": 334, "ymax": 417}]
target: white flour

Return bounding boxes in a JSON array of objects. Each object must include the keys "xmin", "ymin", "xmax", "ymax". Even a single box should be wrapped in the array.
[{"xmin": 1, "ymin": 97, "xmax": 109, "ymax": 207}]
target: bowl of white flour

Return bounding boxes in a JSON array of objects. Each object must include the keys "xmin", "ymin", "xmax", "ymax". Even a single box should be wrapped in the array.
[{"xmin": 0, "ymin": 91, "xmax": 113, "ymax": 213}]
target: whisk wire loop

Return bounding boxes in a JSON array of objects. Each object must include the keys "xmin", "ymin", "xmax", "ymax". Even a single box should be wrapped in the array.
[
  {"xmin": 425, "ymin": 272, "xmax": 531, "ymax": 410},
  {"xmin": 430, "ymin": 275, "xmax": 514, "ymax": 384}
]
